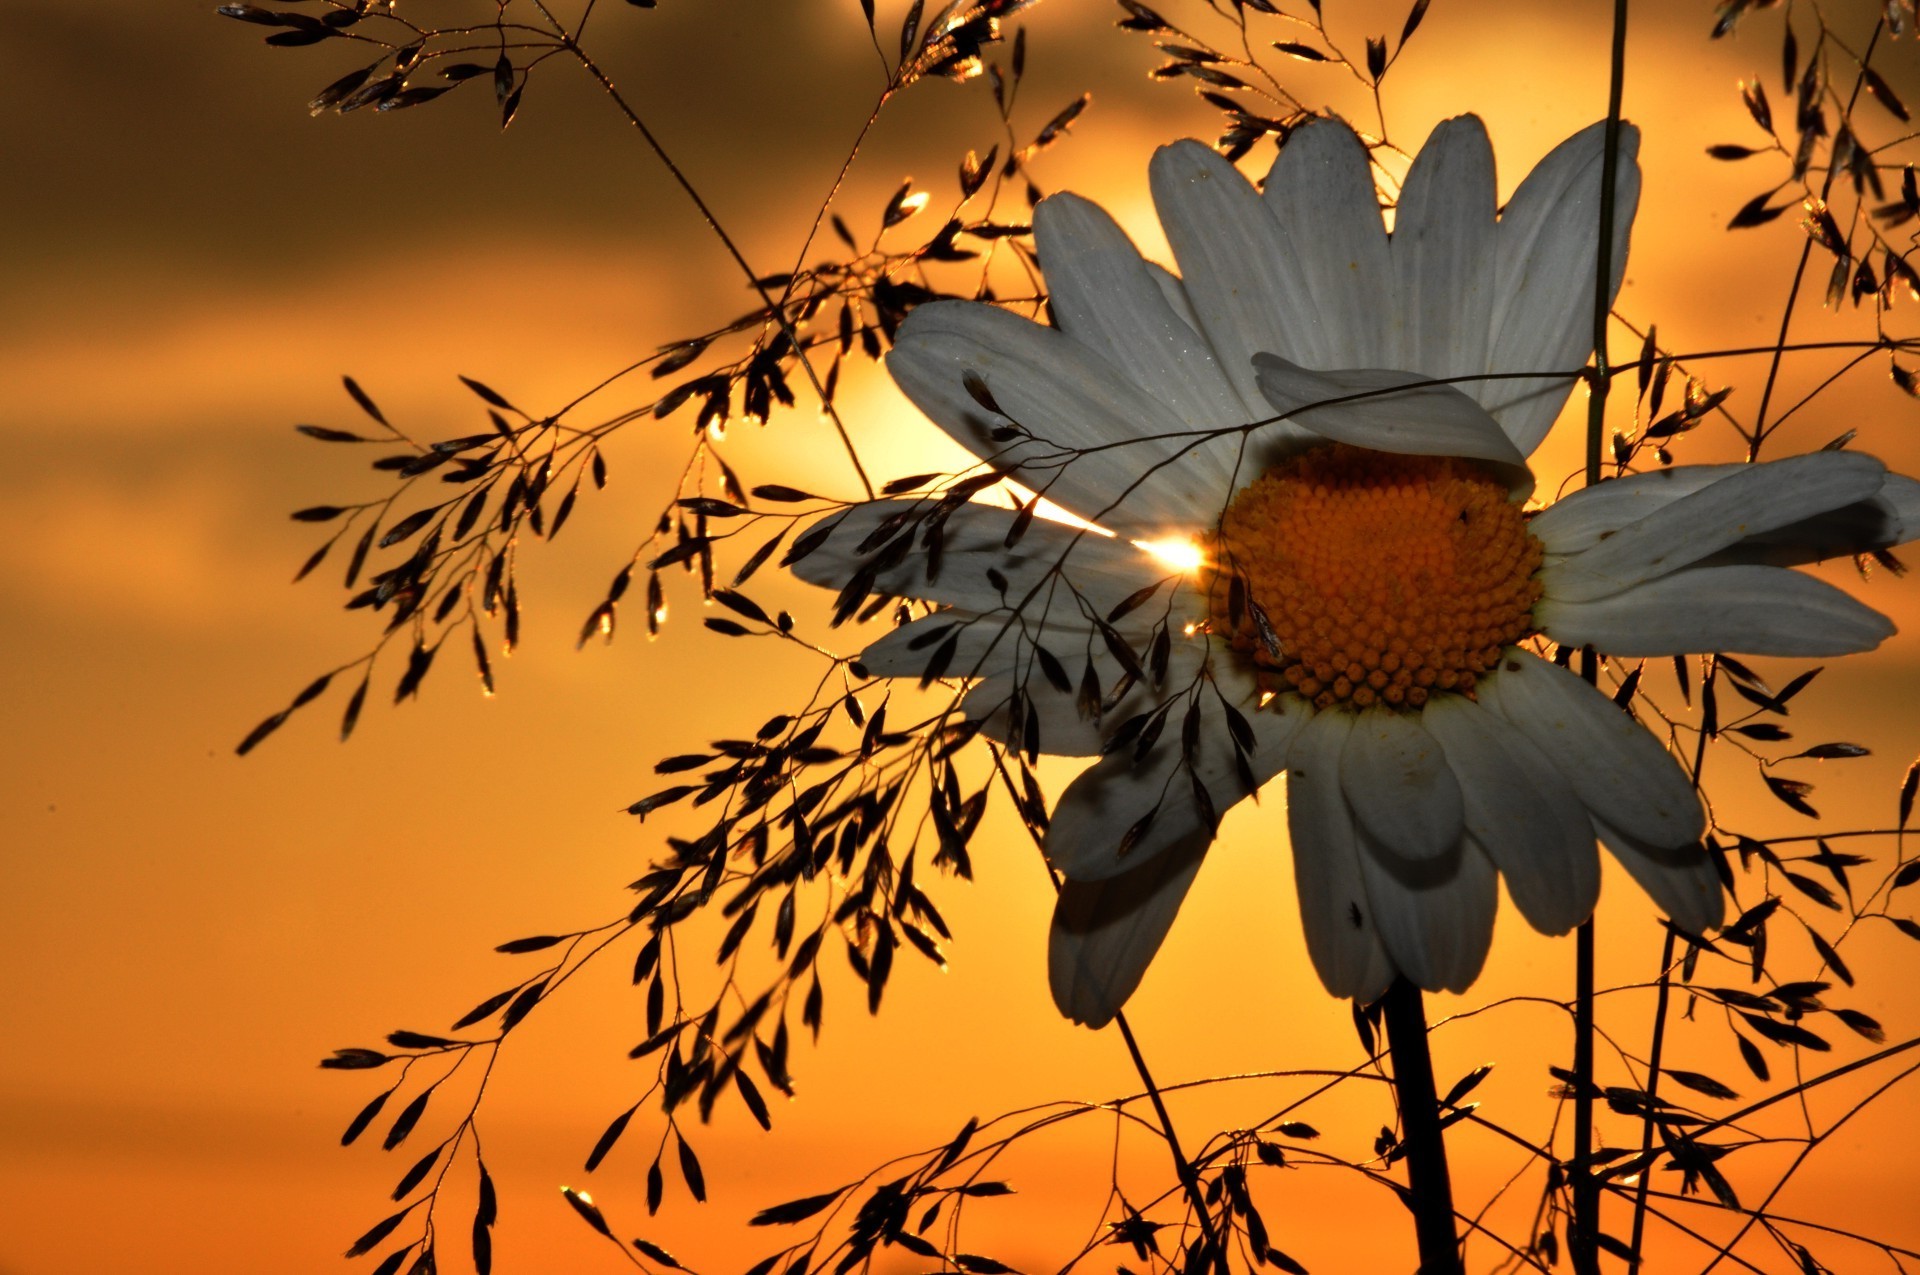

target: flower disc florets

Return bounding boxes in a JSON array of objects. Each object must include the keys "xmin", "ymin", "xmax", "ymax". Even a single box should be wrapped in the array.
[{"xmin": 1205, "ymin": 443, "xmax": 1543, "ymax": 711}]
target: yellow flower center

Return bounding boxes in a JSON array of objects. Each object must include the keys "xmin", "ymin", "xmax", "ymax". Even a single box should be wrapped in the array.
[{"xmin": 1203, "ymin": 443, "xmax": 1542, "ymax": 711}]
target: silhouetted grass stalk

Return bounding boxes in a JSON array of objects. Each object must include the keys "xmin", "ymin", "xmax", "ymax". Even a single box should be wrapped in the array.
[
  {"xmin": 1626, "ymin": 929, "xmax": 1678, "ymax": 1268},
  {"xmin": 1747, "ymin": 16, "xmax": 1883, "ymax": 458},
  {"xmin": 991, "ymin": 749, "xmax": 1228, "ymax": 1271},
  {"xmin": 1115, "ymin": 1014, "xmax": 1231, "ymax": 1274},
  {"xmin": 1572, "ymin": 2, "xmax": 1630, "ymax": 1269}
]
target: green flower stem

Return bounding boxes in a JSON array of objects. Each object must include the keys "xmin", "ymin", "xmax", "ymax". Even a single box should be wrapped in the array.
[{"xmin": 1383, "ymin": 977, "xmax": 1462, "ymax": 1275}]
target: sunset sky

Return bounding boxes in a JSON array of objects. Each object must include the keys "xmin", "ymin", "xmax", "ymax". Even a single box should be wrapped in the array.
[{"xmin": 7, "ymin": 2, "xmax": 1920, "ymax": 1272}]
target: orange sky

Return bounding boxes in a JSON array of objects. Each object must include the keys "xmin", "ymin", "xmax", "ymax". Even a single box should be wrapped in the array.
[{"xmin": 6, "ymin": 2, "xmax": 1920, "ymax": 1273}]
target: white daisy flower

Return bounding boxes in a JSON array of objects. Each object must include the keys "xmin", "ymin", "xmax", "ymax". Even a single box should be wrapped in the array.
[{"xmin": 793, "ymin": 115, "xmax": 1920, "ymax": 1027}]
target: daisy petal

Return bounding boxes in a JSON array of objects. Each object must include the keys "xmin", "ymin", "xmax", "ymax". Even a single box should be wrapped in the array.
[
  {"xmin": 791, "ymin": 499, "xmax": 1159, "ymax": 613},
  {"xmin": 1420, "ymin": 694, "xmax": 1599, "ymax": 934},
  {"xmin": 1528, "ymin": 465, "xmax": 1742, "ymax": 556},
  {"xmin": 1332, "ymin": 703, "xmax": 1496, "ymax": 992},
  {"xmin": 854, "ymin": 612, "xmax": 1014, "ymax": 680},
  {"xmin": 807, "ymin": 501, "xmax": 1184, "ymax": 685},
  {"xmin": 961, "ymin": 672, "xmax": 1105, "ymax": 756},
  {"xmin": 961, "ymin": 633, "xmax": 1212, "ymax": 757},
  {"xmin": 1541, "ymin": 452, "xmax": 1888, "ymax": 601},
  {"xmin": 1146, "ymin": 262, "xmax": 1204, "ymax": 335},
  {"xmin": 1713, "ymin": 472, "xmax": 1920, "ymax": 567},
  {"xmin": 1044, "ymin": 674, "xmax": 1301, "ymax": 881},
  {"xmin": 888, "ymin": 302, "xmax": 1235, "ymax": 531},
  {"xmin": 1536, "ymin": 463, "xmax": 1920, "ymax": 570},
  {"xmin": 1538, "ymin": 563, "xmax": 1896, "ymax": 656},
  {"xmin": 1484, "ymin": 122, "xmax": 1640, "ymax": 456},
  {"xmin": 1284, "ymin": 710, "xmax": 1397, "ymax": 1001},
  {"xmin": 1391, "ymin": 115, "xmax": 1497, "ymax": 389},
  {"xmin": 1261, "ymin": 117, "xmax": 1394, "ymax": 368},
  {"xmin": 855, "ymin": 595, "xmax": 1186, "ymax": 683},
  {"xmin": 1356, "ymin": 828, "xmax": 1497, "ymax": 993},
  {"xmin": 1594, "ymin": 819, "xmax": 1726, "ymax": 936},
  {"xmin": 1148, "ymin": 140, "xmax": 1322, "ymax": 418},
  {"xmin": 1339, "ymin": 705, "xmax": 1465, "ymax": 862},
  {"xmin": 1049, "ymin": 831, "xmax": 1208, "ymax": 1028},
  {"xmin": 1251, "ymin": 355, "xmax": 1526, "ymax": 469},
  {"xmin": 1476, "ymin": 649, "xmax": 1703, "ymax": 849},
  {"xmin": 1034, "ymin": 194, "xmax": 1250, "ymax": 432}
]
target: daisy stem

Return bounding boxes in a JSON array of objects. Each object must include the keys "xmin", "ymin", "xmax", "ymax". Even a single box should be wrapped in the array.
[{"xmin": 1382, "ymin": 977, "xmax": 1461, "ymax": 1275}]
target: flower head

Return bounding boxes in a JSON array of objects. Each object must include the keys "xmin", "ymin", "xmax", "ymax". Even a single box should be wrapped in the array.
[{"xmin": 794, "ymin": 116, "xmax": 1920, "ymax": 1027}]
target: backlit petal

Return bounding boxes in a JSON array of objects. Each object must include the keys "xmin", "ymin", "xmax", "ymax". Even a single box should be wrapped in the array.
[
  {"xmin": 1251, "ymin": 355, "xmax": 1527, "ymax": 472},
  {"xmin": 1044, "ymin": 673, "xmax": 1300, "ymax": 881},
  {"xmin": 854, "ymin": 612, "xmax": 1021, "ymax": 680},
  {"xmin": 1420, "ymin": 694, "xmax": 1599, "ymax": 934},
  {"xmin": 1339, "ymin": 705, "xmax": 1465, "ymax": 862},
  {"xmin": 1713, "ymin": 472, "xmax": 1920, "ymax": 567},
  {"xmin": 1357, "ymin": 828, "xmax": 1497, "ymax": 993},
  {"xmin": 1484, "ymin": 122, "xmax": 1640, "ymax": 456},
  {"xmin": 1476, "ymin": 649, "xmax": 1703, "ymax": 849},
  {"xmin": 1594, "ymin": 818, "xmax": 1726, "ymax": 936},
  {"xmin": 888, "ymin": 301, "xmax": 1235, "ymax": 531},
  {"xmin": 961, "ymin": 634, "xmax": 1212, "ymax": 757},
  {"xmin": 1149, "ymin": 140, "xmax": 1322, "ymax": 422},
  {"xmin": 1049, "ymin": 831, "xmax": 1209, "ymax": 1028},
  {"xmin": 1035, "ymin": 194, "xmax": 1251, "ymax": 437},
  {"xmin": 1284, "ymin": 710, "xmax": 1397, "ymax": 1001},
  {"xmin": 1391, "ymin": 115, "xmax": 1497, "ymax": 391},
  {"xmin": 1145, "ymin": 262, "xmax": 1204, "ymax": 335},
  {"xmin": 855, "ymin": 593, "xmax": 1184, "ymax": 683},
  {"xmin": 1541, "ymin": 452, "xmax": 1887, "ymax": 601},
  {"xmin": 1529, "ymin": 465, "xmax": 1742, "ymax": 555},
  {"xmin": 1261, "ymin": 117, "xmax": 1394, "ymax": 367},
  {"xmin": 791, "ymin": 499, "xmax": 1159, "ymax": 613},
  {"xmin": 1538, "ymin": 563, "xmax": 1896, "ymax": 656}
]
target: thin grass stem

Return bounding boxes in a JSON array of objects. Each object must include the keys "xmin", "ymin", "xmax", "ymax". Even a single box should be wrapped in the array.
[{"xmin": 1572, "ymin": 1, "xmax": 1630, "ymax": 1267}]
